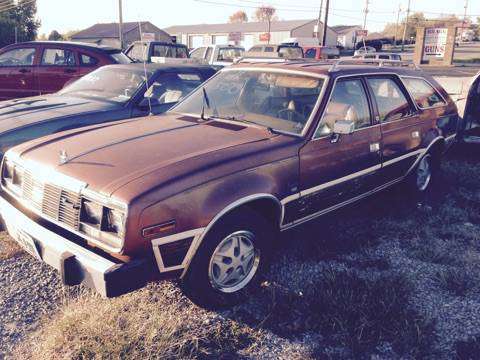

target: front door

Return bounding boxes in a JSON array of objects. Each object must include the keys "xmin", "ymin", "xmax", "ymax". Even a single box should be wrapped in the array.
[
  {"xmin": 463, "ymin": 73, "xmax": 480, "ymax": 142},
  {"xmin": 286, "ymin": 77, "xmax": 382, "ymax": 226},
  {"xmin": 0, "ymin": 47, "xmax": 38, "ymax": 100},
  {"xmin": 365, "ymin": 75, "xmax": 422, "ymax": 182},
  {"xmin": 36, "ymin": 47, "xmax": 78, "ymax": 94}
]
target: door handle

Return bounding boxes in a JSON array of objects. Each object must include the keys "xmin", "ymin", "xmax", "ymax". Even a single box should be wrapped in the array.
[
  {"xmin": 64, "ymin": 68, "xmax": 77, "ymax": 74},
  {"xmin": 18, "ymin": 68, "xmax": 31, "ymax": 74},
  {"xmin": 370, "ymin": 142, "xmax": 381, "ymax": 153},
  {"xmin": 411, "ymin": 131, "xmax": 420, "ymax": 139}
]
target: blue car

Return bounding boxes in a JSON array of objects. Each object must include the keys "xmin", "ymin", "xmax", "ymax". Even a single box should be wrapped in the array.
[{"xmin": 0, "ymin": 63, "xmax": 217, "ymax": 158}]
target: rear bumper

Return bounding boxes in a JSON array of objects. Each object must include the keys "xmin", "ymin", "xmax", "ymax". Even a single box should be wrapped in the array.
[{"xmin": 0, "ymin": 193, "xmax": 152, "ymax": 297}]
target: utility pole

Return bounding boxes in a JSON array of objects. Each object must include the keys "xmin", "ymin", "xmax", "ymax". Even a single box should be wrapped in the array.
[
  {"xmin": 401, "ymin": 0, "xmax": 411, "ymax": 51},
  {"xmin": 393, "ymin": 4, "xmax": 401, "ymax": 46},
  {"xmin": 316, "ymin": 0, "xmax": 324, "ymax": 44},
  {"xmin": 14, "ymin": 27, "xmax": 17, "ymax": 43},
  {"xmin": 118, "ymin": 0, "xmax": 124, "ymax": 50},
  {"xmin": 321, "ymin": 0, "xmax": 330, "ymax": 46},
  {"xmin": 461, "ymin": 0, "xmax": 469, "ymax": 42},
  {"xmin": 361, "ymin": 0, "xmax": 369, "ymax": 49}
]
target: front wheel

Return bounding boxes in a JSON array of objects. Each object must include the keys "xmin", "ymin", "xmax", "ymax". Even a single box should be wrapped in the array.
[{"xmin": 181, "ymin": 209, "xmax": 273, "ymax": 308}]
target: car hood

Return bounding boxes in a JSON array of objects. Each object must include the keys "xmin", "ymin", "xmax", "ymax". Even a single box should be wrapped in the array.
[
  {"xmin": 0, "ymin": 95, "xmax": 121, "ymax": 134},
  {"xmin": 12, "ymin": 113, "xmax": 277, "ymax": 200}
]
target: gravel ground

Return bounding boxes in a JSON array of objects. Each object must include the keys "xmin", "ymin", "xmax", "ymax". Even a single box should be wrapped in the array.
[
  {"xmin": 0, "ymin": 251, "xmax": 77, "ymax": 357},
  {"xmin": 0, "ymin": 146, "xmax": 479, "ymax": 359}
]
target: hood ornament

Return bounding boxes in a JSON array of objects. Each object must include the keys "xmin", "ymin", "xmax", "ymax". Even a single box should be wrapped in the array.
[{"xmin": 59, "ymin": 149, "xmax": 69, "ymax": 165}]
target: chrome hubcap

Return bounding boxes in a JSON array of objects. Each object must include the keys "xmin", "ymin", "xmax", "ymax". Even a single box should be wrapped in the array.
[
  {"xmin": 208, "ymin": 230, "xmax": 260, "ymax": 293},
  {"xmin": 416, "ymin": 155, "xmax": 432, "ymax": 192}
]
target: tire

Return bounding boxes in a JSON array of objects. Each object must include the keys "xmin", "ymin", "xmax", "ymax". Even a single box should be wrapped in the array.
[
  {"xmin": 406, "ymin": 151, "xmax": 441, "ymax": 196},
  {"xmin": 181, "ymin": 208, "xmax": 273, "ymax": 308}
]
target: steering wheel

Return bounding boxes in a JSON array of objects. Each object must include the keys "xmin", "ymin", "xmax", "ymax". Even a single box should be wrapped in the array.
[{"xmin": 277, "ymin": 107, "xmax": 305, "ymax": 122}]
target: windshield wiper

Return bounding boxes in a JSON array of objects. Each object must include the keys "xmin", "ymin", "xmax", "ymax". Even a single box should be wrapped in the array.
[
  {"xmin": 200, "ymin": 87, "xmax": 211, "ymax": 121},
  {"xmin": 213, "ymin": 115, "xmax": 278, "ymax": 135}
]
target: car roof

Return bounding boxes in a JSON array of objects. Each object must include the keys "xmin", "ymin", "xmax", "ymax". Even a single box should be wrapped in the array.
[
  {"xmin": 5, "ymin": 41, "xmax": 121, "ymax": 53},
  {"xmin": 101, "ymin": 63, "xmax": 217, "ymax": 73},
  {"xmin": 230, "ymin": 60, "xmax": 425, "ymax": 79}
]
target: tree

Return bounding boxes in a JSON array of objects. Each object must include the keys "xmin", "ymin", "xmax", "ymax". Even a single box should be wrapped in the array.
[
  {"xmin": 0, "ymin": 0, "xmax": 40, "ymax": 48},
  {"xmin": 381, "ymin": 12, "xmax": 426, "ymax": 43},
  {"xmin": 253, "ymin": 5, "xmax": 277, "ymax": 43},
  {"xmin": 48, "ymin": 30, "xmax": 64, "ymax": 41},
  {"xmin": 229, "ymin": 10, "xmax": 248, "ymax": 23}
]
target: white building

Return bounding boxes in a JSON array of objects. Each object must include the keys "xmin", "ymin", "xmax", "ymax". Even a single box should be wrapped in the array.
[
  {"xmin": 164, "ymin": 19, "xmax": 337, "ymax": 50},
  {"xmin": 332, "ymin": 25, "xmax": 363, "ymax": 49}
]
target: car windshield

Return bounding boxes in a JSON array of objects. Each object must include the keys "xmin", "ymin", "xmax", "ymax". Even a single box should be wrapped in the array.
[
  {"xmin": 171, "ymin": 69, "xmax": 325, "ymax": 135},
  {"xmin": 217, "ymin": 47, "xmax": 244, "ymax": 62},
  {"xmin": 59, "ymin": 67, "xmax": 150, "ymax": 103},
  {"xmin": 110, "ymin": 51, "xmax": 132, "ymax": 64}
]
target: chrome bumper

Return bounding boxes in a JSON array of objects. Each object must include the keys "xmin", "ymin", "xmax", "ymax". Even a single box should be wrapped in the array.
[{"xmin": 0, "ymin": 194, "xmax": 151, "ymax": 297}]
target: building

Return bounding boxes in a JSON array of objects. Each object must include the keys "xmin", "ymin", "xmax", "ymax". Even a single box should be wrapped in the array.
[
  {"xmin": 164, "ymin": 19, "xmax": 337, "ymax": 50},
  {"xmin": 332, "ymin": 25, "xmax": 362, "ymax": 49},
  {"xmin": 71, "ymin": 22, "xmax": 172, "ymax": 49}
]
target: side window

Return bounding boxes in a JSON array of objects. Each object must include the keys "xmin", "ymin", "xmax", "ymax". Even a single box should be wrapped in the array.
[
  {"xmin": 378, "ymin": 55, "xmax": 390, "ymax": 60},
  {"xmin": 190, "ymin": 47, "xmax": 205, "ymax": 59},
  {"xmin": 264, "ymin": 46, "xmax": 274, "ymax": 52},
  {"xmin": 0, "ymin": 48, "xmax": 35, "ymax": 66},
  {"xmin": 316, "ymin": 78, "xmax": 371, "ymax": 137},
  {"xmin": 367, "ymin": 77, "xmax": 412, "ymax": 122},
  {"xmin": 402, "ymin": 77, "xmax": 446, "ymax": 109},
  {"xmin": 80, "ymin": 54, "xmax": 98, "ymax": 66},
  {"xmin": 41, "ymin": 49, "xmax": 76, "ymax": 66},
  {"xmin": 305, "ymin": 48, "xmax": 316, "ymax": 58}
]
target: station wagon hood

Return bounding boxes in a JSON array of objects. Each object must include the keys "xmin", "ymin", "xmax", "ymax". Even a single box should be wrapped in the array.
[
  {"xmin": 0, "ymin": 95, "xmax": 121, "ymax": 134},
  {"xmin": 12, "ymin": 114, "xmax": 276, "ymax": 198}
]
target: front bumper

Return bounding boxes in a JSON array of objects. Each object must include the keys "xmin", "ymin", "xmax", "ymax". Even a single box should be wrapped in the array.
[{"xmin": 0, "ymin": 193, "xmax": 152, "ymax": 297}]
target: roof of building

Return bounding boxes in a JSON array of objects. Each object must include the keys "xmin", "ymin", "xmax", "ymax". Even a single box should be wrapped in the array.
[
  {"xmin": 331, "ymin": 25, "xmax": 362, "ymax": 34},
  {"xmin": 164, "ymin": 19, "xmax": 322, "ymax": 34},
  {"xmin": 71, "ymin": 22, "xmax": 165, "ymax": 39}
]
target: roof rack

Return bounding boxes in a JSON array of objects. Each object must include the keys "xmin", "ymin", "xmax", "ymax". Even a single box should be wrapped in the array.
[{"xmin": 329, "ymin": 59, "xmax": 420, "ymax": 71}]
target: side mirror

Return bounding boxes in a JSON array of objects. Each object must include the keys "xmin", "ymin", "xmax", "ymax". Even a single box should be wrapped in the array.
[{"xmin": 333, "ymin": 120, "xmax": 355, "ymax": 135}]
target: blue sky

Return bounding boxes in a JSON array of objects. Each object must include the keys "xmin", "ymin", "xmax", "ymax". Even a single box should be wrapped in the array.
[{"xmin": 37, "ymin": 0, "xmax": 480, "ymax": 36}]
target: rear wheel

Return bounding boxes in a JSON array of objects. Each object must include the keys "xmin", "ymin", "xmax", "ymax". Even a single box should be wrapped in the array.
[
  {"xmin": 181, "ymin": 209, "xmax": 273, "ymax": 308},
  {"xmin": 406, "ymin": 152, "xmax": 440, "ymax": 196}
]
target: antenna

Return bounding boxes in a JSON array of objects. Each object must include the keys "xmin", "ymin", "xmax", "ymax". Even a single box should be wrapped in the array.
[{"xmin": 138, "ymin": 21, "xmax": 153, "ymax": 116}]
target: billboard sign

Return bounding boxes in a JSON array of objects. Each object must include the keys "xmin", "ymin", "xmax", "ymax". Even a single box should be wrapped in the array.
[
  {"xmin": 423, "ymin": 28, "xmax": 448, "ymax": 60},
  {"xmin": 259, "ymin": 33, "xmax": 271, "ymax": 42},
  {"xmin": 228, "ymin": 32, "xmax": 242, "ymax": 42},
  {"xmin": 355, "ymin": 29, "xmax": 368, "ymax": 37},
  {"xmin": 142, "ymin": 32, "xmax": 155, "ymax": 41}
]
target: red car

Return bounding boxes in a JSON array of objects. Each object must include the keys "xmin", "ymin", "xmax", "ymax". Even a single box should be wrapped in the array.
[{"xmin": 0, "ymin": 41, "xmax": 131, "ymax": 101}]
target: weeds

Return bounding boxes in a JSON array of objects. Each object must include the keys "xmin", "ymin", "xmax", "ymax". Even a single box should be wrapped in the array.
[{"xmin": 434, "ymin": 267, "xmax": 476, "ymax": 297}]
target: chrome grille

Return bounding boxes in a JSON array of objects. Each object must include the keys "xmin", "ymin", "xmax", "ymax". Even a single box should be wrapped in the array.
[{"xmin": 22, "ymin": 171, "xmax": 81, "ymax": 230}]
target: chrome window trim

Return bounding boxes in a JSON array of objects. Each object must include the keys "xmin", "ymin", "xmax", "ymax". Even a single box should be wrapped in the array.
[{"xmin": 312, "ymin": 72, "xmax": 402, "ymax": 141}]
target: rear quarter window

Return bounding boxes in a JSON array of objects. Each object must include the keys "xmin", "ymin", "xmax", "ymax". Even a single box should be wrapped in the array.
[{"xmin": 402, "ymin": 77, "xmax": 446, "ymax": 109}]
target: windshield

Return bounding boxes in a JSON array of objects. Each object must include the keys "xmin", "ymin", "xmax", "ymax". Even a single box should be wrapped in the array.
[
  {"xmin": 171, "ymin": 69, "xmax": 325, "ymax": 135},
  {"xmin": 110, "ymin": 51, "xmax": 132, "ymax": 64},
  {"xmin": 59, "ymin": 67, "xmax": 150, "ymax": 103},
  {"xmin": 153, "ymin": 44, "xmax": 188, "ymax": 58},
  {"xmin": 217, "ymin": 47, "xmax": 244, "ymax": 62}
]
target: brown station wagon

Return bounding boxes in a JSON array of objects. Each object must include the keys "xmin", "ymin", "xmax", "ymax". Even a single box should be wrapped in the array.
[{"xmin": 0, "ymin": 60, "xmax": 459, "ymax": 307}]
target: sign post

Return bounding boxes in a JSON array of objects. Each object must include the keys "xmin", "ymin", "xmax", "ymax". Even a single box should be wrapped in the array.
[{"xmin": 413, "ymin": 26, "xmax": 456, "ymax": 66}]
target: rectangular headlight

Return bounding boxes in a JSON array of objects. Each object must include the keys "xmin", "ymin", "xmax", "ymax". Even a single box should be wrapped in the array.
[
  {"xmin": 79, "ymin": 197, "xmax": 126, "ymax": 242},
  {"xmin": 103, "ymin": 207, "xmax": 125, "ymax": 236},
  {"xmin": 80, "ymin": 199, "xmax": 103, "ymax": 227}
]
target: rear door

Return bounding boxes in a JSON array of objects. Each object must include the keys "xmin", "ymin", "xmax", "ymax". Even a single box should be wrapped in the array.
[
  {"xmin": 37, "ymin": 46, "xmax": 79, "ymax": 94},
  {"xmin": 291, "ymin": 77, "xmax": 382, "ymax": 225},
  {"xmin": 365, "ymin": 75, "xmax": 422, "ymax": 182},
  {"xmin": 0, "ymin": 46, "xmax": 38, "ymax": 100}
]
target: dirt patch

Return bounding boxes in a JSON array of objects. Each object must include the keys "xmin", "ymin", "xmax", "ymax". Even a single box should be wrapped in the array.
[{"xmin": 0, "ymin": 232, "xmax": 22, "ymax": 261}]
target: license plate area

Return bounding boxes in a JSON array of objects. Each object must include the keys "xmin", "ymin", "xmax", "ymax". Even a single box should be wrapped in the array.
[{"xmin": 15, "ymin": 229, "xmax": 41, "ymax": 260}]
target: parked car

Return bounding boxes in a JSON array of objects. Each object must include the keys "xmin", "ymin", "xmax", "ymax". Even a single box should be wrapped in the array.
[
  {"xmin": 0, "ymin": 41, "xmax": 131, "ymax": 101},
  {"xmin": 353, "ymin": 46, "xmax": 377, "ymax": 57},
  {"xmin": 303, "ymin": 46, "xmax": 340, "ymax": 60},
  {"xmin": 353, "ymin": 52, "xmax": 402, "ymax": 61},
  {"xmin": 355, "ymin": 39, "xmax": 383, "ymax": 51},
  {"xmin": 460, "ymin": 71, "xmax": 480, "ymax": 143},
  {"xmin": 190, "ymin": 45, "xmax": 245, "ymax": 67},
  {"xmin": 0, "ymin": 61, "xmax": 459, "ymax": 307},
  {"xmin": 0, "ymin": 63, "xmax": 216, "ymax": 158},
  {"xmin": 245, "ymin": 44, "xmax": 304, "ymax": 59},
  {"xmin": 125, "ymin": 41, "xmax": 190, "ymax": 63}
]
